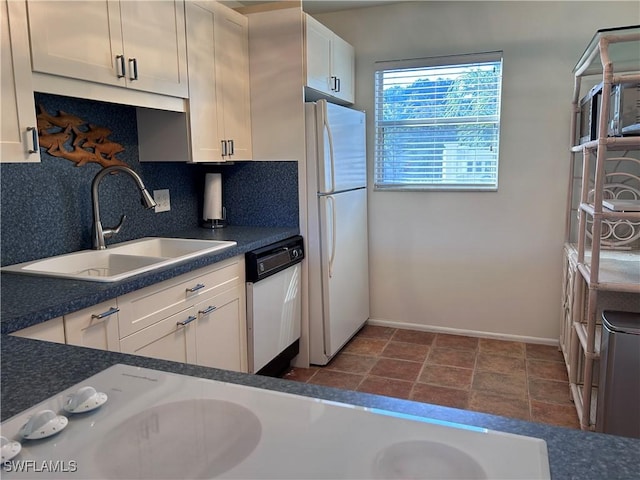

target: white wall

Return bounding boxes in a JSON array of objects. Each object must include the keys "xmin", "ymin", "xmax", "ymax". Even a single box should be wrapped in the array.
[{"xmin": 316, "ymin": 1, "xmax": 639, "ymax": 343}]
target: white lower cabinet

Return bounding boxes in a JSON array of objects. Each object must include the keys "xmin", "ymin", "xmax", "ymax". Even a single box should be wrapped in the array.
[
  {"xmin": 194, "ymin": 284, "xmax": 247, "ymax": 372},
  {"xmin": 20, "ymin": 256, "xmax": 249, "ymax": 372},
  {"xmin": 11, "ymin": 317, "xmax": 65, "ymax": 344},
  {"xmin": 64, "ymin": 300, "xmax": 120, "ymax": 352},
  {"xmin": 119, "ymin": 307, "xmax": 197, "ymax": 363},
  {"xmin": 117, "ymin": 256, "xmax": 247, "ymax": 371}
]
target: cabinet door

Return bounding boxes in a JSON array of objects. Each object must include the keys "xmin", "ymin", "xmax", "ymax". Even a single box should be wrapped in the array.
[
  {"xmin": 64, "ymin": 300, "xmax": 120, "ymax": 352},
  {"xmin": 185, "ymin": 2, "xmax": 251, "ymax": 163},
  {"xmin": 120, "ymin": 307, "xmax": 197, "ymax": 363},
  {"xmin": 305, "ymin": 15, "xmax": 332, "ymax": 96},
  {"xmin": 1, "ymin": 0, "xmax": 39, "ymax": 163},
  {"xmin": 194, "ymin": 285, "xmax": 247, "ymax": 372},
  {"xmin": 27, "ymin": 0, "xmax": 124, "ymax": 87},
  {"xmin": 331, "ymin": 35, "xmax": 355, "ymax": 104},
  {"xmin": 119, "ymin": 0, "xmax": 188, "ymax": 98},
  {"xmin": 11, "ymin": 317, "xmax": 65, "ymax": 344},
  {"xmin": 184, "ymin": 1, "xmax": 223, "ymax": 162},
  {"xmin": 215, "ymin": 5, "xmax": 252, "ymax": 160}
]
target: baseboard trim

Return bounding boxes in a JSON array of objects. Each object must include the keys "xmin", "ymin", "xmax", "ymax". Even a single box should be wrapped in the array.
[{"xmin": 367, "ymin": 318, "xmax": 558, "ymax": 346}]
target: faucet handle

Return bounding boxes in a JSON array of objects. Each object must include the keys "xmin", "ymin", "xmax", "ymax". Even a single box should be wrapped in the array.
[{"xmin": 103, "ymin": 215, "xmax": 127, "ymax": 239}]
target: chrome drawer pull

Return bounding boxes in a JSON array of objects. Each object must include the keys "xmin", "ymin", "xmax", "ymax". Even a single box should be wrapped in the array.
[
  {"xmin": 116, "ymin": 55, "xmax": 126, "ymax": 78},
  {"xmin": 27, "ymin": 127, "xmax": 39, "ymax": 154},
  {"xmin": 128, "ymin": 57, "xmax": 138, "ymax": 81},
  {"xmin": 186, "ymin": 283, "xmax": 205, "ymax": 293},
  {"xmin": 91, "ymin": 307, "xmax": 120, "ymax": 320},
  {"xmin": 176, "ymin": 315, "xmax": 197, "ymax": 327},
  {"xmin": 199, "ymin": 305, "xmax": 217, "ymax": 315}
]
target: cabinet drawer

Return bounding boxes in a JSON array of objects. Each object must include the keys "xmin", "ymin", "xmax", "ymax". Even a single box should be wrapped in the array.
[
  {"xmin": 119, "ymin": 307, "xmax": 196, "ymax": 363},
  {"xmin": 118, "ymin": 256, "xmax": 244, "ymax": 338},
  {"xmin": 65, "ymin": 300, "xmax": 120, "ymax": 352}
]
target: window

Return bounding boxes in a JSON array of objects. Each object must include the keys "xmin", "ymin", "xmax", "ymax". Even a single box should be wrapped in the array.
[{"xmin": 374, "ymin": 51, "xmax": 503, "ymax": 191}]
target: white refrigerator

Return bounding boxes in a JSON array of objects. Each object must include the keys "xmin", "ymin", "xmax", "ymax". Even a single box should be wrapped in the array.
[{"xmin": 305, "ymin": 99, "xmax": 370, "ymax": 365}]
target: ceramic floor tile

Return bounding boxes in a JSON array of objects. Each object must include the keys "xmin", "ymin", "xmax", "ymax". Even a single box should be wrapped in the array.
[
  {"xmin": 369, "ymin": 358, "xmax": 423, "ymax": 382},
  {"xmin": 528, "ymin": 378, "xmax": 573, "ymax": 405},
  {"xmin": 434, "ymin": 334, "xmax": 479, "ymax": 351},
  {"xmin": 468, "ymin": 391, "xmax": 531, "ymax": 421},
  {"xmin": 358, "ymin": 324, "xmax": 396, "ymax": 340},
  {"xmin": 478, "ymin": 338, "xmax": 525, "ymax": 358},
  {"xmin": 381, "ymin": 341, "xmax": 430, "ymax": 363},
  {"xmin": 410, "ymin": 383, "xmax": 470, "ymax": 409},
  {"xmin": 357, "ymin": 376, "xmax": 413, "ymax": 400},
  {"xmin": 391, "ymin": 329, "xmax": 436, "ymax": 346},
  {"xmin": 343, "ymin": 336, "xmax": 389, "ymax": 356},
  {"xmin": 476, "ymin": 352, "xmax": 526, "ymax": 375},
  {"xmin": 525, "ymin": 343, "xmax": 564, "ymax": 362},
  {"xmin": 307, "ymin": 370, "xmax": 364, "ymax": 390},
  {"xmin": 282, "ymin": 327, "xmax": 578, "ymax": 430},
  {"xmin": 527, "ymin": 359, "xmax": 569, "ymax": 382},
  {"xmin": 472, "ymin": 370, "xmax": 528, "ymax": 399},
  {"xmin": 530, "ymin": 400, "xmax": 580, "ymax": 429},
  {"xmin": 325, "ymin": 353, "xmax": 377, "ymax": 375},
  {"xmin": 281, "ymin": 367, "xmax": 319, "ymax": 383},
  {"xmin": 427, "ymin": 347, "xmax": 477, "ymax": 369},
  {"xmin": 418, "ymin": 364, "xmax": 473, "ymax": 390}
]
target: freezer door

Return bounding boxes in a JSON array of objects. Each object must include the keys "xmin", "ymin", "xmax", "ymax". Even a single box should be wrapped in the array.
[
  {"xmin": 316, "ymin": 100, "xmax": 366, "ymax": 194},
  {"xmin": 316, "ymin": 188, "xmax": 369, "ymax": 361}
]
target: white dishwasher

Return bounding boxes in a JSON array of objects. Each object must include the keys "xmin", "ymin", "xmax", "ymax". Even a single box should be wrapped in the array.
[{"xmin": 245, "ymin": 236, "xmax": 304, "ymax": 375}]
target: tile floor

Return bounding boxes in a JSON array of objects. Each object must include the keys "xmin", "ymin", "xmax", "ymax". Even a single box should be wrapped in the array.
[{"xmin": 283, "ymin": 325, "xmax": 580, "ymax": 429}]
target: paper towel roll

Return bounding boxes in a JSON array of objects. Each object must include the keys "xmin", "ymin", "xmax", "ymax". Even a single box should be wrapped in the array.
[{"xmin": 203, "ymin": 173, "xmax": 223, "ymax": 220}]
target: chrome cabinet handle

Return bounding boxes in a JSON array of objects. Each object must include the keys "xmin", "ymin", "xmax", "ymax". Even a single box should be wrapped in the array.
[
  {"xmin": 199, "ymin": 305, "xmax": 217, "ymax": 315},
  {"xmin": 221, "ymin": 140, "xmax": 228, "ymax": 157},
  {"xmin": 27, "ymin": 127, "xmax": 39, "ymax": 154},
  {"xmin": 336, "ymin": 77, "xmax": 341, "ymax": 92},
  {"xmin": 330, "ymin": 76, "xmax": 338, "ymax": 91},
  {"xmin": 91, "ymin": 307, "xmax": 120, "ymax": 321},
  {"xmin": 116, "ymin": 55, "xmax": 126, "ymax": 78},
  {"xmin": 186, "ymin": 283, "xmax": 205, "ymax": 293},
  {"xmin": 228, "ymin": 139, "xmax": 234, "ymax": 156},
  {"xmin": 128, "ymin": 58, "xmax": 138, "ymax": 81},
  {"xmin": 176, "ymin": 315, "xmax": 197, "ymax": 327}
]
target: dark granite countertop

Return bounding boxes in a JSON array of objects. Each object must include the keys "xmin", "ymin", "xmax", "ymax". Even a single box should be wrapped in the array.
[
  {"xmin": 2, "ymin": 335, "xmax": 639, "ymax": 480},
  {"xmin": 0, "ymin": 226, "xmax": 298, "ymax": 334}
]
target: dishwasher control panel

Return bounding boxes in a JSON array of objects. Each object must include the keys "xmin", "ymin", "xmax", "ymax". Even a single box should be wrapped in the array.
[{"xmin": 245, "ymin": 236, "xmax": 304, "ymax": 282}]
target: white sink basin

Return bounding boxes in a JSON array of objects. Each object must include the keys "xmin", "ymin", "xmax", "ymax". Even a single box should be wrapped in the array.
[{"xmin": 1, "ymin": 237, "xmax": 236, "ymax": 282}]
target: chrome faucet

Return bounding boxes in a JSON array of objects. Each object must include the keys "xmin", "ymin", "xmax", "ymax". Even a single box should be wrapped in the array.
[{"xmin": 91, "ymin": 165, "xmax": 156, "ymax": 250}]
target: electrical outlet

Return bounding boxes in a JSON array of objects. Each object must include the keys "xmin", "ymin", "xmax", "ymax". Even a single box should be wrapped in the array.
[{"xmin": 153, "ymin": 189, "xmax": 171, "ymax": 213}]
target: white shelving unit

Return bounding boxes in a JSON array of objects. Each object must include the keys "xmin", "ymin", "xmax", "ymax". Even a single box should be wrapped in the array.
[{"xmin": 563, "ymin": 25, "xmax": 640, "ymax": 431}]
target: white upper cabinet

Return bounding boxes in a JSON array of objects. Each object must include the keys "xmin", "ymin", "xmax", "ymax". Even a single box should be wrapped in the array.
[
  {"xmin": 305, "ymin": 15, "xmax": 354, "ymax": 104},
  {"xmin": 185, "ymin": 0, "xmax": 251, "ymax": 162},
  {"xmin": 1, "ymin": 0, "xmax": 39, "ymax": 163},
  {"xmin": 26, "ymin": 0, "xmax": 188, "ymax": 98}
]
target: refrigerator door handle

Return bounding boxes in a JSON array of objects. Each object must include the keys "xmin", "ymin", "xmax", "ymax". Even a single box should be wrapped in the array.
[
  {"xmin": 321, "ymin": 101, "xmax": 336, "ymax": 193},
  {"xmin": 327, "ymin": 195, "xmax": 337, "ymax": 278}
]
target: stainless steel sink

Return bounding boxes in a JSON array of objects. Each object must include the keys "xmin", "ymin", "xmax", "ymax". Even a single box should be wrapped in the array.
[{"xmin": 1, "ymin": 238, "xmax": 236, "ymax": 282}]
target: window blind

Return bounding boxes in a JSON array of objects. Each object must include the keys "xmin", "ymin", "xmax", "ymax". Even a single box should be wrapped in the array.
[{"xmin": 374, "ymin": 52, "xmax": 503, "ymax": 191}]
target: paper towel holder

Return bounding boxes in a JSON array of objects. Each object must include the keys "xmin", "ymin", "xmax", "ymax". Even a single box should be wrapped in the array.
[{"xmin": 201, "ymin": 207, "xmax": 227, "ymax": 229}]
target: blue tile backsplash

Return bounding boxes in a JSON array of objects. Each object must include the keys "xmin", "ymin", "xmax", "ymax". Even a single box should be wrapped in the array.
[{"xmin": 1, "ymin": 93, "xmax": 298, "ymax": 266}]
